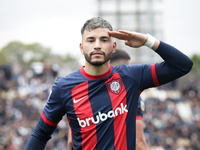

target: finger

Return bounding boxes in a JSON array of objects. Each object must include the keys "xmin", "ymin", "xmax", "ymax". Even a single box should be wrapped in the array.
[
  {"xmin": 118, "ymin": 30, "xmax": 133, "ymax": 35},
  {"xmin": 125, "ymin": 40, "xmax": 132, "ymax": 46},
  {"xmin": 108, "ymin": 31, "xmax": 129, "ymax": 40},
  {"xmin": 108, "ymin": 31, "xmax": 120, "ymax": 37},
  {"xmin": 108, "ymin": 31, "xmax": 118, "ymax": 34},
  {"xmin": 108, "ymin": 31, "xmax": 123, "ymax": 36}
]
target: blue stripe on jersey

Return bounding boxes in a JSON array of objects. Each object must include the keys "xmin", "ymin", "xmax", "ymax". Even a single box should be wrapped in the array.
[{"xmin": 119, "ymin": 71, "xmax": 139, "ymax": 150}]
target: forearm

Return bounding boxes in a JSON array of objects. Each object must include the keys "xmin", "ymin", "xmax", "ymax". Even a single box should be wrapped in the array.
[
  {"xmin": 68, "ymin": 129, "xmax": 72, "ymax": 150},
  {"xmin": 136, "ymin": 138, "xmax": 148, "ymax": 150},
  {"xmin": 145, "ymin": 34, "xmax": 192, "ymax": 74},
  {"xmin": 156, "ymin": 41, "xmax": 193, "ymax": 69},
  {"xmin": 25, "ymin": 118, "xmax": 56, "ymax": 150},
  {"xmin": 136, "ymin": 120, "xmax": 148, "ymax": 150},
  {"xmin": 25, "ymin": 135, "xmax": 47, "ymax": 150},
  {"xmin": 154, "ymin": 41, "xmax": 193, "ymax": 85}
]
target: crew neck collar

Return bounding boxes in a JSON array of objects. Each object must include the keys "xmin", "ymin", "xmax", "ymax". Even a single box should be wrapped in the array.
[{"xmin": 80, "ymin": 64, "xmax": 112, "ymax": 79}]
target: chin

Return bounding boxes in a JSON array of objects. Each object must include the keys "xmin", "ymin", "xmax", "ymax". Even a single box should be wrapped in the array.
[
  {"xmin": 90, "ymin": 60, "xmax": 105, "ymax": 66},
  {"xmin": 91, "ymin": 58, "xmax": 104, "ymax": 62}
]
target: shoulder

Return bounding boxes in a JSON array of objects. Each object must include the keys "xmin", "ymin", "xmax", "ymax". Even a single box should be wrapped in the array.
[
  {"xmin": 112, "ymin": 64, "xmax": 147, "ymax": 76},
  {"xmin": 55, "ymin": 69, "xmax": 83, "ymax": 85}
]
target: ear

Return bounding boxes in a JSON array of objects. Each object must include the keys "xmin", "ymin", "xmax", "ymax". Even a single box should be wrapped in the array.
[
  {"xmin": 79, "ymin": 43, "xmax": 84, "ymax": 55},
  {"xmin": 112, "ymin": 41, "xmax": 117, "ymax": 54}
]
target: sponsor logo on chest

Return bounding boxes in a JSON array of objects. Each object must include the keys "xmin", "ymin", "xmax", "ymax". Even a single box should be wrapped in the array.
[{"xmin": 77, "ymin": 103, "xmax": 128, "ymax": 128}]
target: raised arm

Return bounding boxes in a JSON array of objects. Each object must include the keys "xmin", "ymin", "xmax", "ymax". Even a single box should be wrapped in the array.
[{"xmin": 109, "ymin": 30, "xmax": 193, "ymax": 90}]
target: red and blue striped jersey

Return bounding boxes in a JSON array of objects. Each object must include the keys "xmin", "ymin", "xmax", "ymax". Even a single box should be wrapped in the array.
[{"xmin": 25, "ymin": 41, "xmax": 193, "ymax": 150}]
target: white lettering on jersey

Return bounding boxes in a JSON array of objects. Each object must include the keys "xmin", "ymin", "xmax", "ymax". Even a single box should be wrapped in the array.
[{"xmin": 77, "ymin": 103, "xmax": 128, "ymax": 128}]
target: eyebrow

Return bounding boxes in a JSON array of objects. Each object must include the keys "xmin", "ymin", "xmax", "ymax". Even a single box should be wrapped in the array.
[
  {"xmin": 86, "ymin": 36, "xmax": 110, "ymax": 39},
  {"xmin": 101, "ymin": 36, "xmax": 109, "ymax": 39},
  {"xmin": 101, "ymin": 36, "xmax": 111, "ymax": 42},
  {"xmin": 86, "ymin": 37, "xmax": 95, "ymax": 40}
]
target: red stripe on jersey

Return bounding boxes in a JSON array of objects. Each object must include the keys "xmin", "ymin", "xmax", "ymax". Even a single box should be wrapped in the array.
[
  {"xmin": 106, "ymin": 73, "xmax": 128, "ymax": 150},
  {"xmin": 136, "ymin": 116, "xmax": 143, "ymax": 120},
  {"xmin": 72, "ymin": 81, "xmax": 97, "ymax": 150},
  {"xmin": 139, "ymin": 90, "xmax": 141, "ymax": 96},
  {"xmin": 41, "ymin": 111, "xmax": 59, "ymax": 126},
  {"xmin": 67, "ymin": 116, "xmax": 70, "ymax": 124},
  {"xmin": 151, "ymin": 64, "xmax": 160, "ymax": 86}
]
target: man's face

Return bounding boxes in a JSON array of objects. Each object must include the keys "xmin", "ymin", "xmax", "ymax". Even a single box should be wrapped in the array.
[{"xmin": 80, "ymin": 28, "xmax": 116, "ymax": 66}]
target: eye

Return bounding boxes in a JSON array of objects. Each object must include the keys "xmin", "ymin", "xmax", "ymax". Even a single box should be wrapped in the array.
[
  {"xmin": 102, "ymin": 39, "xmax": 108, "ymax": 42},
  {"xmin": 88, "ymin": 40, "xmax": 94, "ymax": 42}
]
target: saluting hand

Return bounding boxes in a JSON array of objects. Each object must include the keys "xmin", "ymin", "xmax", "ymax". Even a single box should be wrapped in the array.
[{"xmin": 108, "ymin": 30, "xmax": 148, "ymax": 48}]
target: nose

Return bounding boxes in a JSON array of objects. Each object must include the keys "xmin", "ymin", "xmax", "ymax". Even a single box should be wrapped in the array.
[{"xmin": 94, "ymin": 40, "xmax": 101, "ymax": 50}]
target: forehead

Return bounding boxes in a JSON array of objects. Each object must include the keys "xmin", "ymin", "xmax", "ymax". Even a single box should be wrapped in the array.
[{"xmin": 82, "ymin": 28, "xmax": 110, "ymax": 39}]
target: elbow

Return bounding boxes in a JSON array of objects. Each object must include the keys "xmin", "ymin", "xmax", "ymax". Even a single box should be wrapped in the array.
[
  {"xmin": 189, "ymin": 59, "xmax": 193, "ymax": 71},
  {"xmin": 187, "ymin": 59, "xmax": 193, "ymax": 71},
  {"xmin": 183, "ymin": 59, "xmax": 193, "ymax": 74},
  {"xmin": 178, "ymin": 59, "xmax": 193, "ymax": 75}
]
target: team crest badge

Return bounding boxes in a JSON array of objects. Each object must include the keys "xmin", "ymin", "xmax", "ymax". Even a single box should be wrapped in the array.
[{"xmin": 107, "ymin": 79, "xmax": 122, "ymax": 94}]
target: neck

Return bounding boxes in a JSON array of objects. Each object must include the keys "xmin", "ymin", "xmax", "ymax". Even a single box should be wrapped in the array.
[{"xmin": 84, "ymin": 61, "xmax": 110, "ymax": 75}]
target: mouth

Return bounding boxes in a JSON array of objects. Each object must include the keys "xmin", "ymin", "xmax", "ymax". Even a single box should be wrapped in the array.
[{"xmin": 91, "ymin": 51, "xmax": 104, "ymax": 56}]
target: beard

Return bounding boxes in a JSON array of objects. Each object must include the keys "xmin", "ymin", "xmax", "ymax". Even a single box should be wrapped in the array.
[{"xmin": 84, "ymin": 50, "xmax": 113, "ymax": 66}]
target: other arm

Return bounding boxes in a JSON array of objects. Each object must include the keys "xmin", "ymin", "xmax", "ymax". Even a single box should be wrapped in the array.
[
  {"xmin": 68, "ymin": 128, "xmax": 72, "ymax": 150},
  {"xmin": 136, "ymin": 97, "xmax": 147, "ymax": 150},
  {"xmin": 136, "ymin": 119, "xmax": 148, "ymax": 150},
  {"xmin": 136, "ymin": 97, "xmax": 148, "ymax": 150},
  {"xmin": 25, "ymin": 79, "xmax": 66, "ymax": 150}
]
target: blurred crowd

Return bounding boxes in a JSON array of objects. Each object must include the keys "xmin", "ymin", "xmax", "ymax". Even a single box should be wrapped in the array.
[
  {"xmin": 0, "ymin": 62, "xmax": 199, "ymax": 150},
  {"xmin": 142, "ymin": 80, "xmax": 200, "ymax": 150},
  {"xmin": 0, "ymin": 61, "xmax": 69, "ymax": 150}
]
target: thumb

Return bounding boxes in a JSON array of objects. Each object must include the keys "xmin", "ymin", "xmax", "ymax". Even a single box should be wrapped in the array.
[{"xmin": 125, "ymin": 40, "xmax": 132, "ymax": 47}]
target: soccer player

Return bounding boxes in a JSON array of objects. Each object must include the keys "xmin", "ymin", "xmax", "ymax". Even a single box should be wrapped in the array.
[
  {"xmin": 67, "ymin": 49, "xmax": 147, "ymax": 150},
  {"xmin": 25, "ymin": 17, "xmax": 193, "ymax": 150}
]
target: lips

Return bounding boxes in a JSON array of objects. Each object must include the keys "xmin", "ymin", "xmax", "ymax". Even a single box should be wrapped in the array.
[
  {"xmin": 91, "ymin": 51, "xmax": 104, "ymax": 56},
  {"xmin": 93, "ymin": 52, "xmax": 103, "ymax": 55}
]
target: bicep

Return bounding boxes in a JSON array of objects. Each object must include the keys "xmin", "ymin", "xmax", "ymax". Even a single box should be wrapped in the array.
[{"xmin": 42, "ymin": 81, "xmax": 66, "ymax": 125}]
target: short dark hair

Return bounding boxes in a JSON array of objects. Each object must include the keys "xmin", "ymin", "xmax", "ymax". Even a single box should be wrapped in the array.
[
  {"xmin": 110, "ymin": 49, "xmax": 130, "ymax": 63},
  {"xmin": 81, "ymin": 17, "xmax": 113, "ymax": 34}
]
